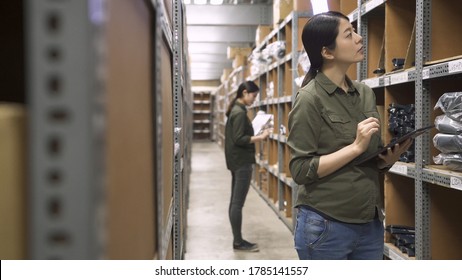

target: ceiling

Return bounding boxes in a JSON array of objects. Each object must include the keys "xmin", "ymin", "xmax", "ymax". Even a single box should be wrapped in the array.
[{"xmin": 185, "ymin": 0, "xmax": 273, "ymax": 81}]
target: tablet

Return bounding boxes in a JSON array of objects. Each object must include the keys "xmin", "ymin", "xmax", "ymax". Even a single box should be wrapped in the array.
[{"xmin": 354, "ymin": 125, "xmax": 434, "ymax": 165}]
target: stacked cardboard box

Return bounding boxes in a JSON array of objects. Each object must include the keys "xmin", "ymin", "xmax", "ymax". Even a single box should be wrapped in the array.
[
  {"xmin": 227, "ymin": 46, "xmax": 252, "ymax": 60},
  {"xmin": 0, "ymin": 103, "xmax": 26, "ymax": 259},
  {"xmin": 255, "ymin": 25, "xmax": 272, "ymax": 46}
]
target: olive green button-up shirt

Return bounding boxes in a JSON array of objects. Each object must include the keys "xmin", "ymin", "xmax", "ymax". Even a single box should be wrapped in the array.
[
  {"xmin": 225, "ymin": 102, "xmax": 256, "ymax": 171},
  {"xmin": 287, "ymin": 72, "xmax": 385, "ymax": 223}
]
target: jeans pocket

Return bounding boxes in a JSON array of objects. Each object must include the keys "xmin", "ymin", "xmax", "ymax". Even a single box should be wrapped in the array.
[{"xmin": 304, "ymin": 212, "xmax": 329, "ymax": 249}]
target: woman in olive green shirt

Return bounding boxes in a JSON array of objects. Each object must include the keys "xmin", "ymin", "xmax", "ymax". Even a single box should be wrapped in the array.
[
  {"xmin": 225, "ymin": 81, "xmax": 269, "ymax": 252},
  {"xmin": 287, "ymin": 11, "xmax": 412, "ymax": 260}
]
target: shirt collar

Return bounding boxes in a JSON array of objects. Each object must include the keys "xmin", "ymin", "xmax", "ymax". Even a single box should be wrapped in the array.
[
  {"xmin": 315, "ymin": 72, "xmax": 357, "ymax": 95},
  {"xmin": 235, "ymin": 101, "xmax": 247, "ymax": 111}
]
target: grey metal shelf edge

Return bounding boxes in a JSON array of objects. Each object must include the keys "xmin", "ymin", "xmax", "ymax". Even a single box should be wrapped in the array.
[
  {"xmin": 388, "ymin": 162, "xmax": 462, "ymax": 191},
  {"xmin": 27, "ymin": 0, "xmax": 107, "ymax": 259},
  {"xmin": 361, "ymin": 57, "xmax": 462, "ymax": 89}
]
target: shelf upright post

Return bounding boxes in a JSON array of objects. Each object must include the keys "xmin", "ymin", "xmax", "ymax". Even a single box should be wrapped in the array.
[
  {"xmin": 26, "ymin": 0, "xmax": 107, "ymax": 259},
  {"xmin": 357, "ymin": 0, "xmax": 368, "ymax": 81},
  {"xmin": 173, "ymin": 0, "xmax": 184, "ymax": 260},
  {"xmin": 414, "ymin": 0, "xmax": 432, "ymax": 260},
  {"xmin": 153, "ymin": 0, "xmax": 168, "ymax": 260},
  {"xmin": 277, "ymin": 22, "xmax": 285, "ymax": 213}
]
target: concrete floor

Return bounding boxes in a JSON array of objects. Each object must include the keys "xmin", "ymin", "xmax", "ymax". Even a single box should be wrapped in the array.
[{"xmin": 184, "ymin": 141, "xmax": 298, "ymax": 260}]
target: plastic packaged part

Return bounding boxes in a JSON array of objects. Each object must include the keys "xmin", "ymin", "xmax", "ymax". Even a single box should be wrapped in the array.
[
  {"xmin": 433, "ymin": 153, "xmax": 462, "ymax": 171},
  {"xmin": 297, "ymin": 51, "xmax": 311, "ymax": 74},
  {"xmin": 433, "ymin": 133, "xmax": 462, "ymax": 153},
  {"xmin": 391, "ymin": 58, "xmax": 405, "ymax": 71},
  {"xmin": 373, "ymin": 68, "xmax": 385, "ymax": 76},
  {"xmin": 434, "ymin": 114, "xmax": 462, "ymax": 134},
  {"xmin": 265, "ymin": 41, "xmax": 286, "ymax": 60},
  {"xmin": 279, "ymin": 124, "xmax": 287, "ymax": 136},
  {"xmin": 267, "ymin": 81, "xmax": 274, "ymax": 98},
  {"xmin": 434, "ymin": 92, "xmax": 462, "ymax": 122},
  {"xmin": 294, "ymin": 76, "xmax": 304, "ymax": 87}
]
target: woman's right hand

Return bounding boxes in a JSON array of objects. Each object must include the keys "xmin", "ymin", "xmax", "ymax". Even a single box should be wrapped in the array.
[
  {"xmin": 259, "ymin": 128, "xmax": 270, "ymax": 140},
  {"xmin": 353, "ymin": 117, "xmax": 380, "ymax": 153}
]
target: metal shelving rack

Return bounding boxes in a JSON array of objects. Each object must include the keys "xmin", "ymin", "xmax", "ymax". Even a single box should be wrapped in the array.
[
  {"xmin": 353, "ymin": 0, "xmax": 462, "ymax": 259},
  {"xmin": 192, "ymin": 91, "xmax": 213, "ymax": 140},
  {"xmin": 173, "ymin": 0, "xmax": 191, "ymax": 260},
  {"xmin": 27, "ymin": 0, "xmax": 107, "ymax": 259}
]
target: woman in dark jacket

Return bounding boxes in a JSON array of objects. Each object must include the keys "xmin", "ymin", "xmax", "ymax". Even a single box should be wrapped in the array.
[{"xmin": 225, "ymin": 81, "xmax": 269, "ymax": 252}]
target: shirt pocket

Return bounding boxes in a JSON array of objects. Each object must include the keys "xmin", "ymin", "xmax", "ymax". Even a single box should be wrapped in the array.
[{"xmin": 325, "ymin": 113, "xmax": 356, "ymax": 139}]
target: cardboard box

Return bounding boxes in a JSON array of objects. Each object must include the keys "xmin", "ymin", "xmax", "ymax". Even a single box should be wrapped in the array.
[
  {"xmin": 255, "ymin": 25, "xmax": 272, "ymax": 46},
  {"xmin": 273, "ymin": 0, "xmax": 293, "ymax": 26},
  {"xmin": 232, "ymin": 54, "xmax": 247, "ymax": 69},
  {"xmin": 227, "ymin": 47, "xmax": 252, "ymax": 60},
  {"xmin": 221, "ymin": 68, "xmax": 233, "ymax": 83},
  {"xmin": 0, "ymin": 103, "xmax": 26, "ymax": 259},
  {"xmin": 294, "ymin": 0, "xmax": 310, "ymax": 11}
]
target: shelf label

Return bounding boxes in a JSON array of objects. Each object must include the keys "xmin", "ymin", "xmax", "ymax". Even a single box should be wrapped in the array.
[
  {"xmin": 422, "ymin": 68, "xmax": 430, "ymax": 79},
  {"xmin": 450, "ymin": 177, "xmax": 462, "ymax": 191},
  {"xmin": 390, "ymin": 72, "xmax": 408, "ymax": 84},
  {"xmin": 384, "ymin": 76, "xmax": 391, "ymax": 86},
  {"xmin": 390, "ymin": 164, "xmax": 407, "ymax": 175},
  {"xmin": 363, "ymin": 78, "xmax": 380, "ymax": 88},
  {"xmin": 448, "ymin": 59, "xmax": 462, "ymax": 73}
]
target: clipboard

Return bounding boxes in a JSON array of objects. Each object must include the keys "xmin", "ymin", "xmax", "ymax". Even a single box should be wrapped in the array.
[
  {"xmin": 355, "ymin": 125, "xmax": 434, "ymax": 165},
  {"xmin": 252, "ymin": 113, "xmax": 273, "ymax": 135}
]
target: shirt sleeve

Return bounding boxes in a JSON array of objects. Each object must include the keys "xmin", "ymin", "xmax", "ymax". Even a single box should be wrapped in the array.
[
  {"xmin": 231, "ymin": 110, "xmax": 252, "ymax": 146},
  {"xmin": 287, "ymin": 90, "xmax": 321, "ymax": 185}
]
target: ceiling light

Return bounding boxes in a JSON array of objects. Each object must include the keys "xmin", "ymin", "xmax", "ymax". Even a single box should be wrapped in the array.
[
  {"xmin": 210, "ymin": 0, "xmax": 224, "ymax": 4},
  {"xmin": 183, "ymin": 0, "xmax": 191, "ymax": 4},
  {"xmin": 311, "ymin": 0, "xmax": 329, "ymax": 15},
  {"xmin": 193, "ymin": 0, "xmax": 207, "ymax": 4}
]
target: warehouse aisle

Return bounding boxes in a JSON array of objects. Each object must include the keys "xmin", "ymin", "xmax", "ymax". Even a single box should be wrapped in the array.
[{"xmin": 185, "ymin": 142, "xmax": 298, "ymax": 260}]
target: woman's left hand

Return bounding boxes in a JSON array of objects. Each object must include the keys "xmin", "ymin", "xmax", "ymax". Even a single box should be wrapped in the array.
[{"xmin": 377, "ymin": 138, "xmax": 413, "ymax": 167}]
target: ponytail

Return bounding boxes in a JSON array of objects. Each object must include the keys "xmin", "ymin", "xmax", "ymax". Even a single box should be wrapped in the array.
[
  {"xmin": 225, "ymin": 96, "xmax": 238, "ymax": 117},
  {"xmin": 301, "ymin": 67, "xmax": 318, "ymax": 87}
]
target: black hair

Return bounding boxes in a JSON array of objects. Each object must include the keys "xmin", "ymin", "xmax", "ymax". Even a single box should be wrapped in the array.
[
  {"xmin": 301, "ymin": 11, "xmax": 350, "ymax": 87},
  {"xmin": 225, "ymin": 80, "xmax": 259, "ymax": 117}
]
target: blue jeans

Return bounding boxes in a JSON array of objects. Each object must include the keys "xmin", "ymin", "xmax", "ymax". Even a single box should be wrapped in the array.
[
  {"xmin": 229, "ymin": 164, "xmax": 253, "ymax": 244},
  {"xmin": 294, "ymin": 206, "xmax": 384, "ymax": 260}
]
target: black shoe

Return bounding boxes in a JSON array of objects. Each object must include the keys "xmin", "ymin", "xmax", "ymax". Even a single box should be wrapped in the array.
[{"xmin": 233, "ymin": 240, "xmax": 259, "ymax": 252}]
